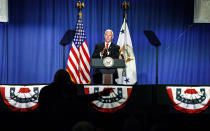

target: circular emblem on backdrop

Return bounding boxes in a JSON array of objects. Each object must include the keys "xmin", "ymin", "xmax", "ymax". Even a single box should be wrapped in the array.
[{"xmin": 103, "ymin": 57, "xmax": 114, "ymax": 68}]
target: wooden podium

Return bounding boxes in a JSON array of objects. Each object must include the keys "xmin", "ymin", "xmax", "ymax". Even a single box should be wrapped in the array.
[{"xmin": 91, "ymin": 57, "xmax": 125, "ymax": 84}]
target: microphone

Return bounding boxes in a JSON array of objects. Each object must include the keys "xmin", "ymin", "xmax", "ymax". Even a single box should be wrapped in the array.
[
  {"xmin": 121, "ymin": 54, "xmax": 124, "ymax": 59},
  {"xmin": 119, "ymin": 54, "xmax": 124, "ymax": 59},
  {"xmin": 106, "ymin": 48, "xmax": 110, "ymax": 56}
]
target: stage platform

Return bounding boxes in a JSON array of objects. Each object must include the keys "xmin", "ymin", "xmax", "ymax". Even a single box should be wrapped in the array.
[{"xmin": 0, "ymin": 84, "xmax": 210, "ymax": 131}]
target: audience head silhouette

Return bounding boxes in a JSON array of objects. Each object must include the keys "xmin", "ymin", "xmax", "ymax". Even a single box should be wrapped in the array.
[
  {"xmin": 72, "ymin": 121, "xmax": 94, "ymax": 131},
  {"xmin": 53, "ymin": 69, "xmax": 72, "ymax": 84}
]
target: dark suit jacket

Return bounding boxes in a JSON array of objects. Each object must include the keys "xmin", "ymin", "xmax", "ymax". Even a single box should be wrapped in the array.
[{"xmin": 92, "ymin": 42, "xmax": 120, "ymax": 84}]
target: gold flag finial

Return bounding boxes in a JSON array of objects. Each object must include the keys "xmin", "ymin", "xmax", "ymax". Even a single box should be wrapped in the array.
[
  {"xmin": 122, "ymin": 1, "xmax": 130, "ymax": 11},
  {"xmin": 121, "ymin": 1, "xmax": 130, "ymax": 20},
  {"xmin": 76, "ymin": 1, "xmax": 85, "ymax": 19}
]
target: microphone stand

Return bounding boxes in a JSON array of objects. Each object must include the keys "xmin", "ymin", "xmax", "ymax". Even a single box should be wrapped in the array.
[
  {"xmin": 143, "ymin": 30, "xmax": 161, "ymax": 110},
  {"xmin": 59, "ymin": 30, "xmax": 75, "ymax": 69},
  {"xmin": 155, "ymin": 45, "xmax": 159, "ymax": 85},
  {"xmin": 63, "ymin": 46, "xmax": 65, "ymax": 69}
]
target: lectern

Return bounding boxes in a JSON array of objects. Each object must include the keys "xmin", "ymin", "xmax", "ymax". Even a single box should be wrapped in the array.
[{"xmin": 91, "ymin": 57, "xmax": 125, "ymax": 84}]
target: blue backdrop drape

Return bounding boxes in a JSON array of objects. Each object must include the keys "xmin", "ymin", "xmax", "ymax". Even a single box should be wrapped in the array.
[{"xmin": 0, "ymin": 0, "xmax": 210, "ymax": 85}]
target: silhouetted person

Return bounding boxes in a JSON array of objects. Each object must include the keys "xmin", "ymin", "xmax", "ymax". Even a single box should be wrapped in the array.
[
  {"xmin": 122, "ymin": 115, "xmax": 142, "ymax": 131},
  {"xmin": 38, "ymin": 69, "xmax": 111, "ymax": 131}
]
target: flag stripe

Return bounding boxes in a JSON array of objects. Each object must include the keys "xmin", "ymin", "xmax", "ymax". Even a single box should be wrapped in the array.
[
  {"xmin": 67, "ymin": 58, "xmax": 80, "ymax": 83},
  {"xmin": 80, "ymin": 44, "xmax": 90, "ymax": 74},
  {"xmin": 68, "ymin": 54, "xmax": 82, "ymax": 83},
  {"xmin": 80, "ymin": 57, "xmax": 90, "ymax": 79},
  {"xmin": 80, "ymin": 51, "xmax": 90, "ymax": 72},
  {"xmin": 79, "ymin": 65, "xmax": 89, "ymax": 83},
  {"xmin": 67, "ymin": 65, "xmax": 77, "ymax": 83},
  {"xmin": 79, "ymin": 50, "xmax": 90, "ymax": 82},
  {"xmin": 70, "ymin": 45, "xmax": 80, "ymax": 64},
  {"xmin": 82, "ymin": 41, "xmax": 90, "ymax": 64}
]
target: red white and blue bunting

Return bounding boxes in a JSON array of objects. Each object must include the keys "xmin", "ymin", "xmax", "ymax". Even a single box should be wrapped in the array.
[
  {"xmin": 166, "ymin": 86, "xmax": 210, "ymax": 114},
  {"xmin": 2, "ymin": 85, "xmax": 210, "ymax": 114},
  {"xmin": 84, "ymin": 85, "xmax": 132, "ymax": 113},
  {"xmin": 0, "ymin": 85, "xmax": 132, "ymax": 113},
  {"xmin": 0, "ymin": 85, "xmax": 45, "ymax": 112}
]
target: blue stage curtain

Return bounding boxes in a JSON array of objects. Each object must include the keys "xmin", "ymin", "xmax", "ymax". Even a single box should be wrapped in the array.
[
  {"xmin": 0, "ymin": 0, "xmax": 210, "ymax": 85},
  {"xmin": 0, "ymin": 24, "xmax": 8, "ymax": 83}
]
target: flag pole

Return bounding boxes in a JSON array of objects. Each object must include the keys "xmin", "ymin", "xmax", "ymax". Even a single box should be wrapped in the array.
[
  {"xmin": 121, "ymin": 1, "xmax": 130, "ymax": 83},
  {"xmin": 76, "ymin": 1, "xmax": 84, "ymax": 78},
  {"xmin": 122, "ymin": 1, "xmax": 130, "ymax": 57},
  {"xmin": 63, "ymin": 47, "xmax": 65, "ymax": 69}
]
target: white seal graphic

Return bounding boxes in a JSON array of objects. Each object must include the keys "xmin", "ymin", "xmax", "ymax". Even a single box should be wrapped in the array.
[{"xmin": 103, "ymin": 57, "xmax": 114, "ymax": 68}]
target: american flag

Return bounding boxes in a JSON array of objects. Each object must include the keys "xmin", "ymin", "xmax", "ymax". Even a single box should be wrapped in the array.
[{"xmin": 66, "ymin": 19, "xmax": 90, "ymax": 84}]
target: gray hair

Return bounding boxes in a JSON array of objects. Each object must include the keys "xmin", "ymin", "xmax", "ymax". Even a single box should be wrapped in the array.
[{"xmin": 105, "ymin": 29, "xmax": 114, "ymax": 36}]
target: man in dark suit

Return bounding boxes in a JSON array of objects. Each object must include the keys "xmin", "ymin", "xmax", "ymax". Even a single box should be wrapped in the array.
[{"xmin": 92, "ymin": 29, "xmax": 120, "ymax": 84}]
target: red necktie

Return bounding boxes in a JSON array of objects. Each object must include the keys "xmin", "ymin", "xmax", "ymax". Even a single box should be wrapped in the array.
[{"xmin": 106, "ymin": 43, "xmax": 109, "ymax": 49}]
